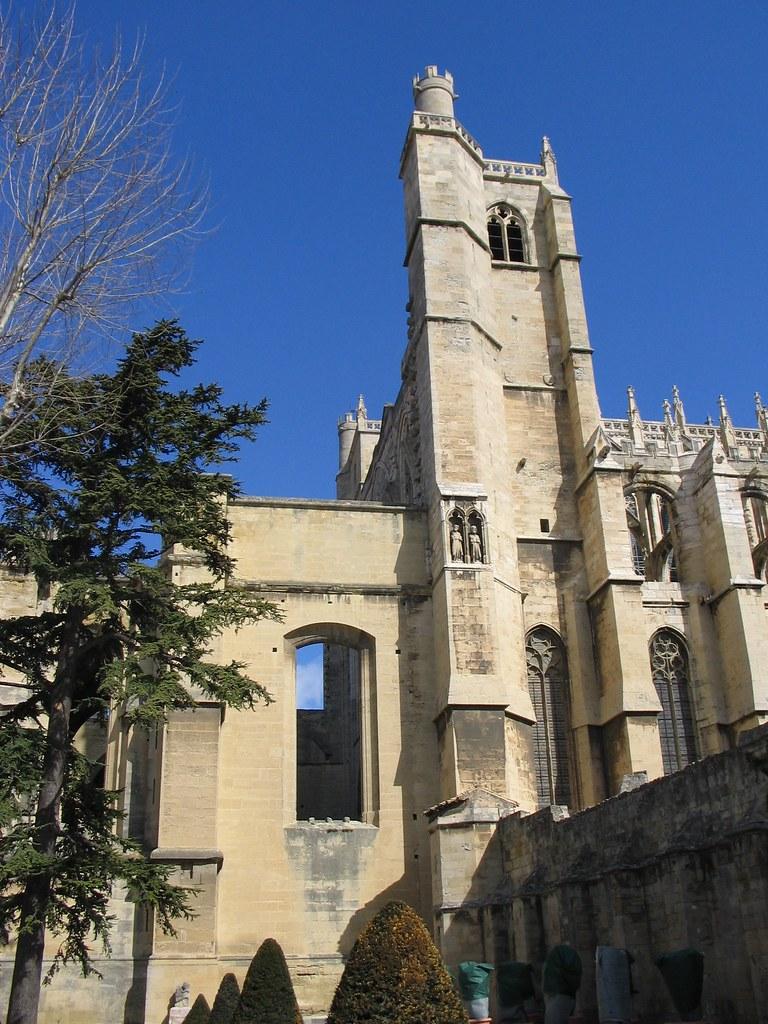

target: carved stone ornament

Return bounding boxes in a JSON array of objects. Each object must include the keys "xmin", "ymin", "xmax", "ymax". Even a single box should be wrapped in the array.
[{"xmin": 446, "ymin": 501, "xmax": 488, "ymax": 565}]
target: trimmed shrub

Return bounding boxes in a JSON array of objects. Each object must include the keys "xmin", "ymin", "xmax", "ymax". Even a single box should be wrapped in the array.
[
  {"xmin": 209, "ymin": 973, "xmax": 241, "ymax": 1024},
  {"xmin": 184, "ymin": 994, "xmax": 211, "ymax": 1024},
  {"xmin": 232, "ymin": 938, "xmax": 302, "ymax": 1024},
  {"xmin": 326, "ymin": 900, "xmax": 467, "ymax": 1024}
]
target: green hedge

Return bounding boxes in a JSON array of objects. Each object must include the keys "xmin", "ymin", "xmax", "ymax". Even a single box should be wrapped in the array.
[
  {"xmin": 209, "ymin": 973, "xmax": 241, "ymax": 1024},
  {"xmin": 184, "ymin": 994, "xmax": 211, "ymax": 1024},
  {"xmin": 232, "ymin": 938, "xmax": 302, "ymax": 1024},
  {"xmin": 326, "ymin": 901, "xmax": 466, "ymax": 1024}
]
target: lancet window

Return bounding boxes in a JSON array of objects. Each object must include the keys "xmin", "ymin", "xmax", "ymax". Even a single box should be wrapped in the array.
[
  {"xmin": 526, "ymin": 627, "xmax": 572, "ymax": 808},
  {"xmin": 743, "ymin": 492, "xmax": 768, "ymax": 582},
  {"xmin": 447, "ymin": 505, "xmax": 487, "ymax": 564},
  {"xmin": 650, "ymin": 630, "xmax": 696, "ymax": 775},
  {"xmin": 625, "ymin": 488, "xmax": 679, "ymax": 582},
  {"xmin": 487, "ymin": 205, "xmax": 526, "ymax": 263}
]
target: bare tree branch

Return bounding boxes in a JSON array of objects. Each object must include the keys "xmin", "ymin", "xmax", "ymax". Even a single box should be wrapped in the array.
[{"xmin": 0, "ymin": 5, "xmax": 206, "ymax": 447}]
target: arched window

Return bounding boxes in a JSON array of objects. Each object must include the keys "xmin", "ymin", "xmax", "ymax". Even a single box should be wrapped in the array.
[
  {"xmin": 487, "ymin": 205, "xmax": 526, "ymax": 263},
  {"xmin": 625, "ymin": 488, "xmax": 679, "ymax": 582},
  {"xmin": 291, "ymin": 625, "xmax": 378, "ymax": 823},
  {"xmin": 526, "ymin": 627, "xmax": 572, "ymax": 808},
  {"xmin": 743, "ymin": 492, "xmax": 768, "ymax": 582},
  {"xmin": 650, "ymin": 630, "xmax": 696, "ymax": 775}
]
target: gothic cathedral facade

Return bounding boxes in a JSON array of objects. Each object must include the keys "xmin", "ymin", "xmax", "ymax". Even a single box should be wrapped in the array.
[{"xmin": 3, "ymin": 67, "xmax": 767, "ymax": 1023}]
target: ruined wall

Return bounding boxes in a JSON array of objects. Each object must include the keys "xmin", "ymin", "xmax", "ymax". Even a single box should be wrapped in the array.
[{"xmin": 490, "ymin": 726, "xmax": 768, "ymax": 1023}]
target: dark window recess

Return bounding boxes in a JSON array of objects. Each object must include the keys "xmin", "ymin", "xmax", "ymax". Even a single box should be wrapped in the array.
[
  {"xmin": 296, "ymin": 643, "xmax": 362, "ymax": 821},
  {"xmin": 506, "ymin": 221, "xmax": 525, "ymax": 261},
  {"xmin": 526, "ymin": 627, "xmax": 572, "ymax": 809},
  {"xmin": 487, "ymin": 220, "xmax": 505, "ymax": 260},
  {"xmin": 651, "ymin": 630, "xmax": 696, "ymax": 774},
  {"xmin": 540, "ymin": 518, "xmax": 550, "ymax": 533}
]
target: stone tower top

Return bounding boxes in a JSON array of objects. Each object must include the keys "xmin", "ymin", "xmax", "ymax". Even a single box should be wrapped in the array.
[{"xmin": 412, "ymin": 66, "xmax": 457, "ymax": 116}]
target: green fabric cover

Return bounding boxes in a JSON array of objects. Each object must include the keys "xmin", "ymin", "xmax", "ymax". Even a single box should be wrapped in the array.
[
  {"xmin": 457, "ymin": 961, "xmax": 494, "ymax": 999},
  {"xmin": 542, "ymin": 945, "xmax": 582, "ymax": 997},
  {"xmin": 655, "ymin": 948, "xmax": 704, "ymax": 1018},
  {"xmin": 496, "ymin": 961, "xmax": 535, "ymax": 1006}
]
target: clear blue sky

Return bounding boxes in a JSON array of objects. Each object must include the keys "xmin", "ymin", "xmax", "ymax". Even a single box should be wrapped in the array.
[{"xmin": 74, "ymin": 0, "xmax": 768, "ymax": 499}]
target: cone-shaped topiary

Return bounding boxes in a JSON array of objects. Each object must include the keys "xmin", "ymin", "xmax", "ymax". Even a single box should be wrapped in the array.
[
  {"xmin": 232, "ymin": 938, "xmax": 302, "ymax": 1024},
  {"xmin": 184, "ymin": 994, "xmax": 211, "ymax": 1024},
  {"xmin": 326, "ymin": 900, "xmax": 467, "ymax": 1024},
  {"xmin": 210, "ymin": 973, "xmax": 241, "ymax": 1024}
]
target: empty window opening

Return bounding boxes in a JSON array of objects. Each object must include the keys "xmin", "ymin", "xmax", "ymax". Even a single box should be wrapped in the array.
[
  {"xmin": 651, "ymin": 630, "xmax": 697, "ymax": 774},
  {"xmin": 540, "ymin": 518, "xmax": 550, "ymax": 533},
  {"xmin": 625, "ymin": 488, "xmax": 679, "ymax": 582},
  {"xmin": 526, "ymin": 627, "xmax": 572, "ymax": 809},
  {"xmin": 296, "ymin": 642, "xmax": 362, "ymax": 821}
]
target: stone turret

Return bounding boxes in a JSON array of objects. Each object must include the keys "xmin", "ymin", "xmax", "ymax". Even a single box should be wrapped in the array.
[{"xmin": 412, "ymin": 66, "xmax": 456, "ymax": 116}]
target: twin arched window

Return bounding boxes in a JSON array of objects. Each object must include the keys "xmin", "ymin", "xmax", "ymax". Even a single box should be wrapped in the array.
[
  {"xmin": 651, "ymin": 630, "xmax": 696, "ymax": 775},
  {"xmin": 526, "ymin": 627, "xmax": 571, "ymax": 808},
  {"xmin": 487, "ymin": 205, "xmax": 526, "ymax": 263}
]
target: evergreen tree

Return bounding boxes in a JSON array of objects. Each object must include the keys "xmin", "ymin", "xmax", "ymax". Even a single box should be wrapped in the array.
[
  {"xmin": 0, "ymin": 322, "xmax": 279, "ymax": 1024},
  {"xmin": 185, "ymin": 994, "xmax": 212, "ymax": 1024},
  {"xmin": 232, "ymin": 938, "xmax": 302, "ymax": 1024},
  {"xmin": 326, "ymin": 901, "xmax": 466, "ymax": 1024},
  {"xmin": 209, "ymin": 973, "xmax": 241, "ymax": 1024}
]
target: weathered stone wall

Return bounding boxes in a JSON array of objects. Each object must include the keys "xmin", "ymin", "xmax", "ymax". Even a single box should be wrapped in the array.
[{"xmin": 489, "ymin": 727, "xmax": 768, "ymax": 1023}]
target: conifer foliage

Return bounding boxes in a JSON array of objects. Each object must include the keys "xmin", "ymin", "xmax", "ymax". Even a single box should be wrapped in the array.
[
  {"xmin": 209, "ymin": 973, "xmax": 241, "ymax": 1024},
  {"xmin": 184, "ymin": 994, "xmax": 212, "ymax": 1024},
  {"xmin": 0, "ymin": 322, "xmax": 279, "ymax": 1024},
  {"xmin": 326, "ymin": 901, "xmax": 467, "ymax": 1024},
  {"xmin": 232, "ymin": 938, "xmax": 302, "ymax": 1024}
]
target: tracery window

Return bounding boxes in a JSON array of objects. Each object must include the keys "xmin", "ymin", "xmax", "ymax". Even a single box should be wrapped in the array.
[
  {"xmin": 625, "ymin": 488, "xmax": 679, "ymax": 582},
  {"xmin": 650, "ymin": 630, "xmax": 696, "ymax": 775},
  {"xmin": 526, "ymin": 627, "xmax": 572, "ymax": 808},
  {"xmin": 743, "ymin": 493, "xmax": 768, "ymax": 582},
  {"xmin": 487, "ymin": 205, "xmax": 526, "ymax": 263}
]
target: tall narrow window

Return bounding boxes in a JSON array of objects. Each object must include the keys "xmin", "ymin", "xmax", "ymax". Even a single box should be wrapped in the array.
[
  {"xmin": 625, "ymin": 487, "xmax": 679, "ymax": 581},
  {"xmin": 296, "ymin": 643, "xmax": 362, "ymax": 820},
  {"xmin": 487, "ymin": 205, "xmax": 526, "ymax": 263},
  {"xmin": 743, "ymin": 493, "xmax": 768, "ymax": 582},
  {"xmin": 526, "ymin": 627, "xmax": 571, "ymax": 808},
  {"xmin": 650, "ymin": 630, "xmax": 696, "ymax": 775}
]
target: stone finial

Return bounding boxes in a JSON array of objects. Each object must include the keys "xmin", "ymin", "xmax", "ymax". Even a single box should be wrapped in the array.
[
  {"xmin": 356, "ymin": 394, "xmax": 367, "ymax": 422},
  {"xmin": 627, "ymin": 386, "xmax": 645, "ymax": 450},
  {"xmin": 541, "ymin": 135, "xmax": 559, "ymax": 184},
  {"xmin": 718, "ymin": 394, "xmax": 737, "ymax": 451},
  {"xmin": 662, "ymin": 398, "xmax": 677, "ymax": 442},
  {"xmin": 412, "ymin": 66, "xmax": 457, "ymax": 116}
]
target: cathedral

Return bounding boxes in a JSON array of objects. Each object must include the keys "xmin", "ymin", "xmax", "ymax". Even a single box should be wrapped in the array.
[{"xmin": 3, "ymin": 67, "xmax": 768, "ymax": 1024}]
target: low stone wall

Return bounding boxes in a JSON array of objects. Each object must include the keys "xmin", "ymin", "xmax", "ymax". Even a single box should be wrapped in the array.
[{"xmin": 492, "ymin": 725, "xmax": 768, "ymax": 1023}]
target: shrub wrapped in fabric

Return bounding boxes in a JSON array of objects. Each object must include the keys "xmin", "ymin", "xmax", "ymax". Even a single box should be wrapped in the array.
[
  {"xmin": 184, "ymin": 994, "xmax": 211, "ymax": 1024},
  {"xmin": 232, "ymin": 938, "xmax": 302, "ymax": 1024},
  {"xmin": 210, "ymin": 973, "xmax": 241, "ymax": 1024},
  {"xmin": 326, "ymin": 901, "xmax": 467, "ymax": 1024}
]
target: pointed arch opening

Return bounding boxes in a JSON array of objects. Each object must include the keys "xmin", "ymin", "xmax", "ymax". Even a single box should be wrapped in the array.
[
  {"xmin": 525, "ymin": 626, "xmax": 572, "ymax": 808},
  {"xmin": 650, "ymin": 629, "xmax": 697, "ymax": 774},
  {"xmin": 487, "ymin": 204, "xmax": 527, "ymax": 263}
]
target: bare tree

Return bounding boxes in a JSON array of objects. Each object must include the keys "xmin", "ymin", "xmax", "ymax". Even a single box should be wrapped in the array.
[{"xmin": 0, "ymin": 5, "xmax": 205, "ymax": 450}]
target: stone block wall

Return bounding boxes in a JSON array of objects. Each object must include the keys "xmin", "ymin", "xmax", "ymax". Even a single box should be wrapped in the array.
[{"xmin": 487, "ymin": 726, "xmax": 768, "ymax": 1023}]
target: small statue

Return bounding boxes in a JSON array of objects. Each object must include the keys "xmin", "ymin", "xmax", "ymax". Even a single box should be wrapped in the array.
[
  {"xmin": 174, "ymin": 983, "xmax": 190, "ymax": 1008},
  {"xmin": 469, "ymin": 524, "xmax": 483, "ymax": 563},
  {"xmin": 450, "ymin": 524, "xmax": 464, "ymax": 562}
]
